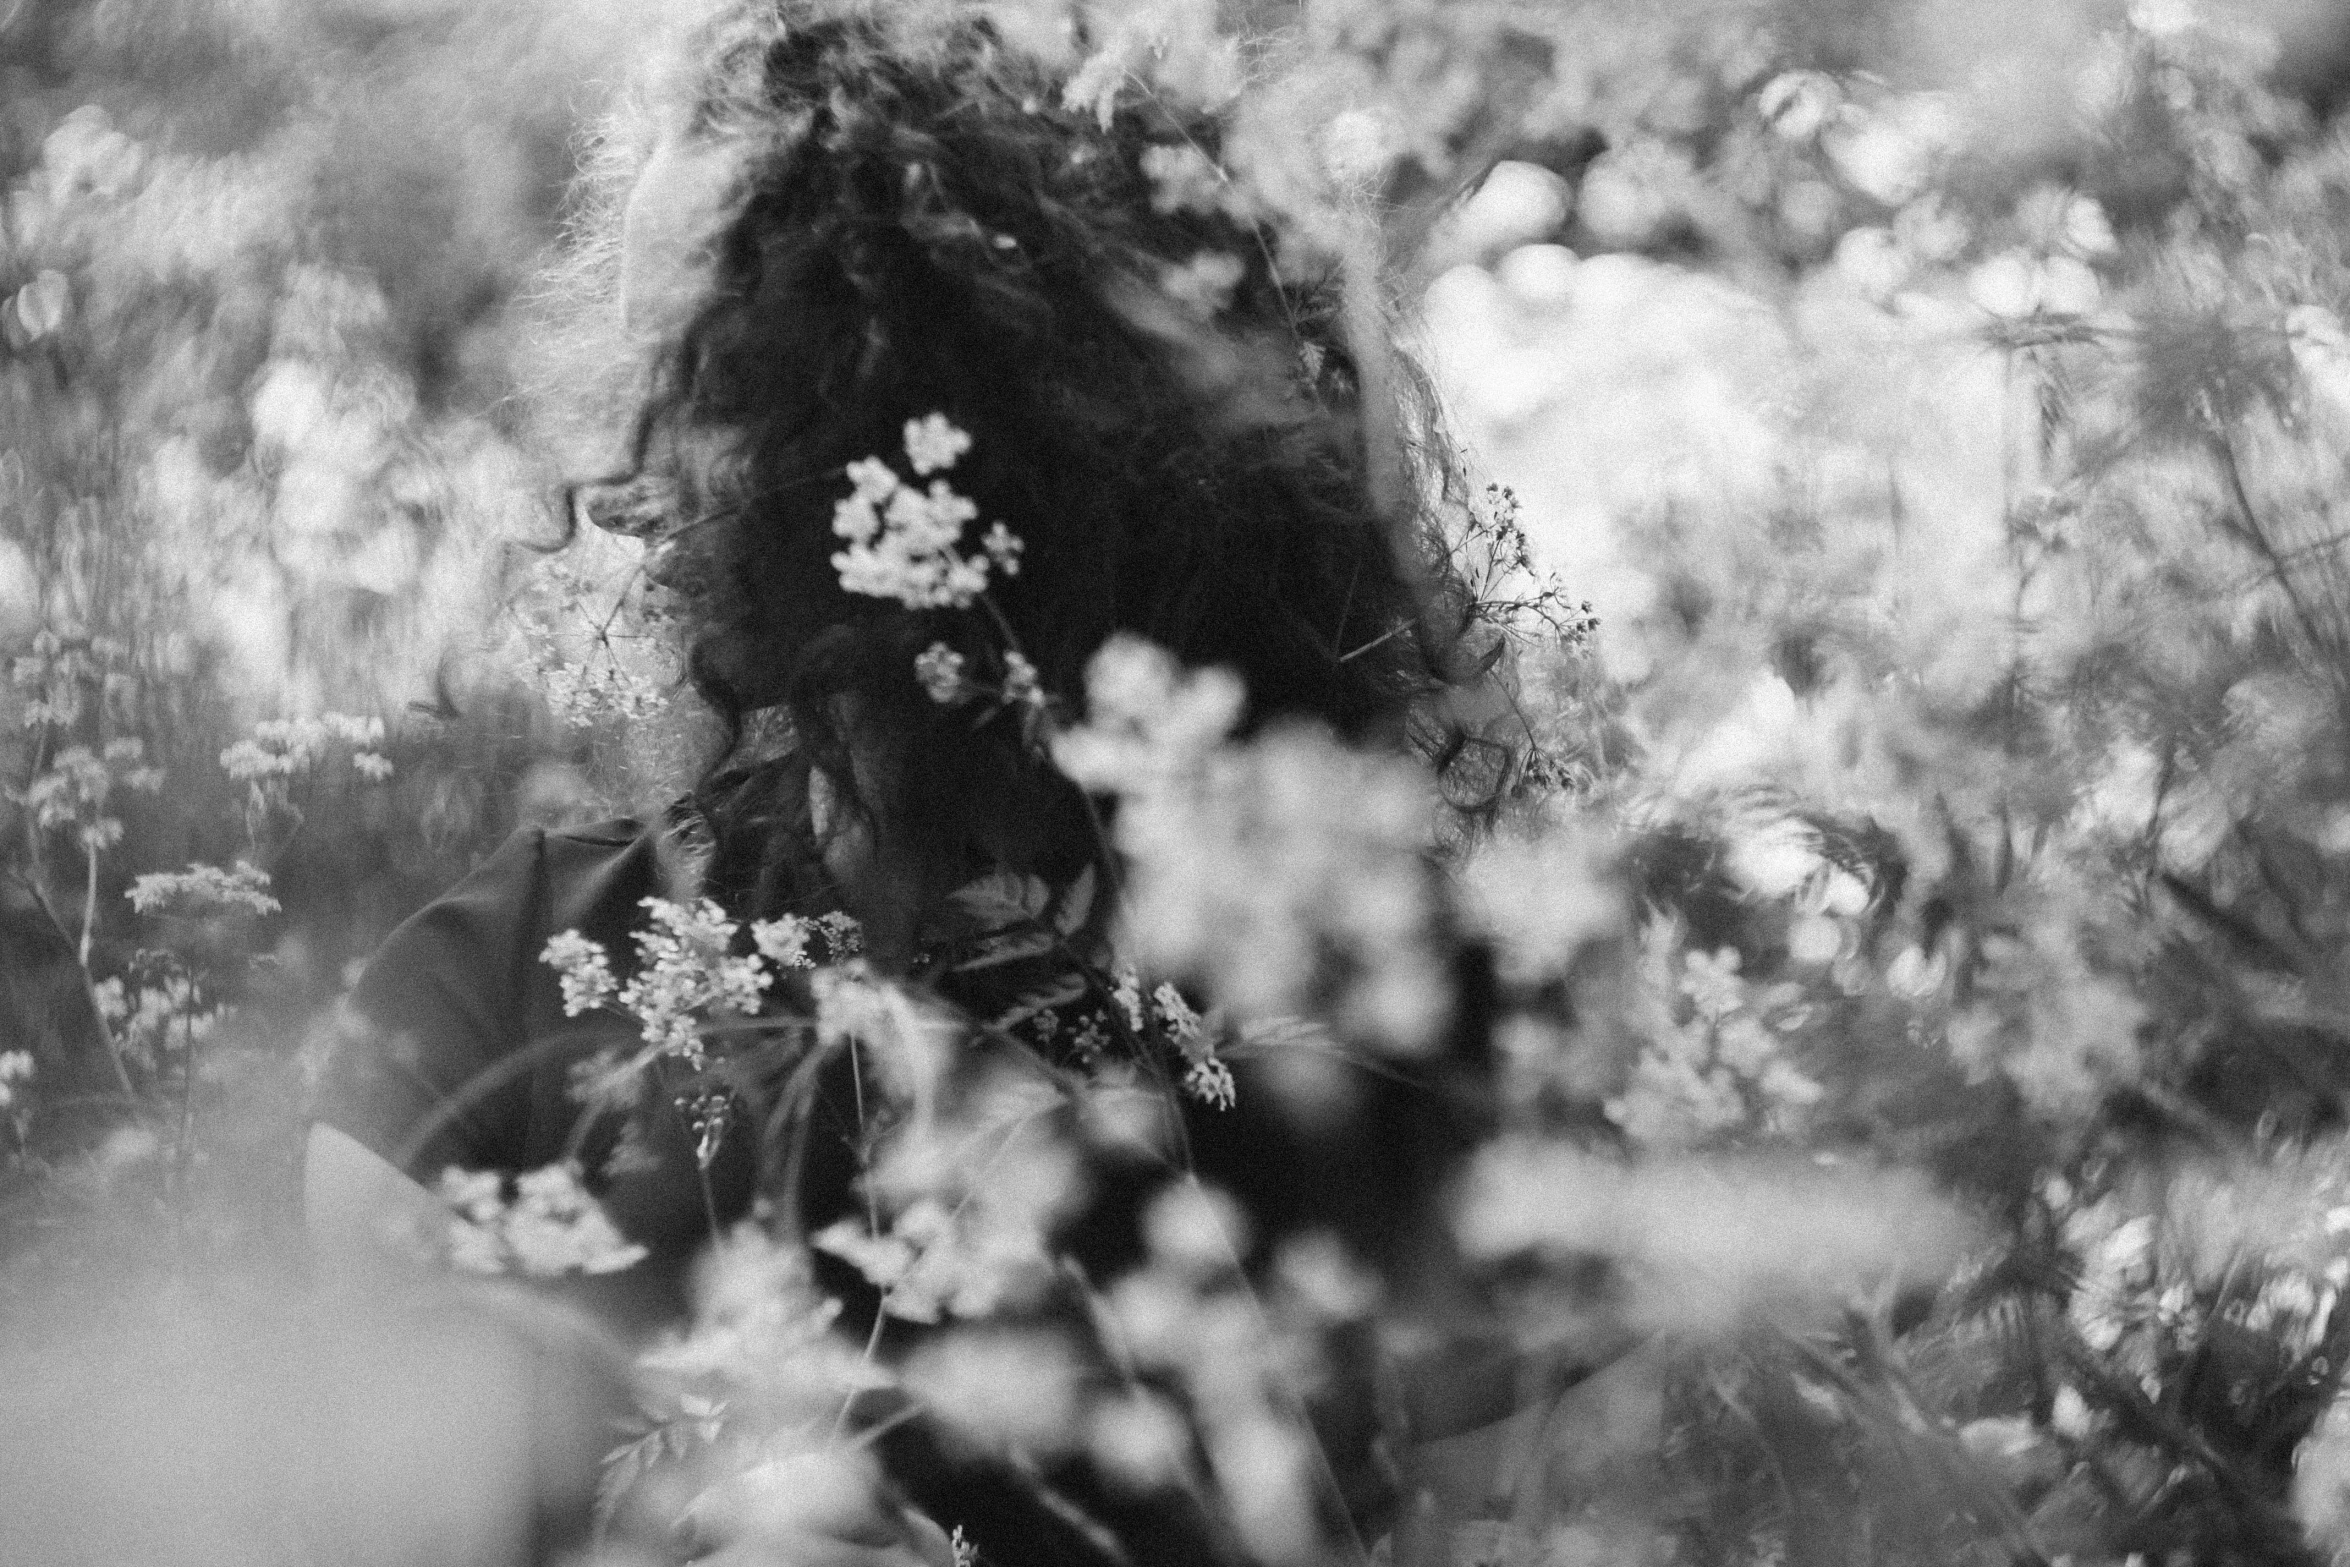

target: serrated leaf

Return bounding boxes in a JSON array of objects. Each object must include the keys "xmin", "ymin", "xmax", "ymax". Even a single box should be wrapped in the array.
[
  {"xmin": 947, "ymin": 868, "xmax": 1050, "ymax": 928},
  {"xmin": 953, "ymin": 929, "xmax": 1059, "ymax": 972},
  {"xmin": 994, "ymin": 975, "xmax": 1088, "ymax": 1028},
  {"xmin": 1054, "ymin": 864, "xmax": 1098, "ymax": 936}
]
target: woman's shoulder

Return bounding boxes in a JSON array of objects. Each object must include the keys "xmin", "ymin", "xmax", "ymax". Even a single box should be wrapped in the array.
[{"xmin": 371, "ymin": 816, "xmax": 663, "ymax": 949}]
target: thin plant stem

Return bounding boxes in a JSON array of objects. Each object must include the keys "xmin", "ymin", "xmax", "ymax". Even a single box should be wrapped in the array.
[
  {"xmin": 78, "ymin": 839, "xmax": 97, "ymax": 969},
  {"xmin": 176, "ymin": 992, "xmax": 197, "ymax": 1196},
  {"xmin": 2211, "ymin": 423, "xmax": 2340, "ymax": 685},
  {"xmin": 1187, "ymin": 1163, "xmax": 1376, "ymax": 1567},
  {"xmin": 825, "ymin": 1106, "xmax": 1055, "ymax": 1446},
  {"xmin": 6, "ymin": 860, "xmax": 136, "ymax": 1099}
]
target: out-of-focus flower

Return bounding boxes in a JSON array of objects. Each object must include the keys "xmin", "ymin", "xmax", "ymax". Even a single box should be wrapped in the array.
[
  {"xmin": 1834, "ymin": 226, "xmax": 1909, "ymax": 302},
  {"xmin": 24, "ymin": 739, "xmax": 164, "ymax": 849},
  {"xmin": 1443, "ymin": 162, "xmax": 1571, "ymax": 261},
  {"xmin": 2289, "ymin": 305, "xmax": 2350, "ymax": 437},
  {"xmin": 1957, "ymin": 1415, "xmax": 2064, "ymax": 1489},
  {"xmin": 1455, "ymin": 1139, "xmax": 1979, "ymax": 1332},
  {"xmin": 1758, "ymin": 71, "xmax": 1842, "ymax": 143},
  {"xmin": 220, "ymin": 714, "xmax": 388, "ymax": 781},
  {"xmin": 1458, "ymin": 807, "xmax": 1621, "ymax": 985},
  {"xmin": 1885, "ymin": 944, "xmax": 1949, "ymax": 1001},
  {"xmin": 2129, "ymin": 0, "xmax": 2197, "ymax": 38},
  {"xmin": 2015, "ymin": 187, "xmax": 2117, "ymax": 260},
  {"xmin": 1823, "ymin": 94, "xmax": 1956, "ymax": 207},
  {"xmin": 1211, "ymin": 1414, "xmax": 1320, "ymax": 1566},
  {"xmin": 1968, "ymin": 250, "xmax": 2101, "ymax": 320},
  {"xmin": 2298, "ymin": 1384, "xmax": 2350, "ymax": 1557},
  {"xmin": 1144, "ymin": 1182, "xmax": 1253, "ymax": 1277},
  {"xmin": 903, "ymin": 413, "xmax": 973, "ymax": 476},
  {"xmin": 1893, "ymin": 193, "xmax": 1970, "ymax": 262},
  {"xmin": 1053, "ymin": 635, "xmax": 1244, "ymax": 797},
  {"xmin": 642, "ymin": 1228, "xmax": 867, "ymax": 1411},
  {"xmin": 1089, "ymin": 1393, "xmax": 1194, "ymax": 1492},
  {"xmin": 436, "ymin": 1161, "xmax": 646, "ymax": 1278},
  {"xmin": 0, "ymin": 1051, "xmax": 35, "ymax": 1112},
  {"xmin": 1319, "ymin": 108, "xmax": 1397, "ymax": 188},
  {"xmin": 903, "ymin": 1329, "xmax": 1085, "ymax": 1453},
  {"xmin": 1142, "ymin": 143, "xmax": 1227, "ymax": 215},
  {"xmin": 1579, "ymin": 145, "xmax": 1680, "ymax": 250},
  {"xmin": 1062, "ymin": 641, "xmax": 1444, "ymax": 1052},
  {"xmin": 127, "ymin": 860, "xmax": 279, "ymax": 919},
  {"xmin": 1160, "ymin": 251, "xmax": 1245, "ymax": 319}
]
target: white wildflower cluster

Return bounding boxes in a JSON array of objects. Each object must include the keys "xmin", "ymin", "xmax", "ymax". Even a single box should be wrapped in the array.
[
  {"xmin": 542, "ymin": 929, "xmax": 617, "ymax": 1017},
  {"xmin": 10, "ymin": 629, "xmax": 132, "ymax": 731},
  {"xmin": 125, "ymin": 860, "xmax": 278, "ymax": 918},
  {"xmin": 507, "ymin": 554, "xmax": 679, "ymax": 730},
  {"xmin": 541, "ymin": 898, "xmax": 818, "ymax": 1068},
  {"xmin": 1454, "ymin": 1140, "xmax": 1981, "ymax": 1336},
  {"xmin": 1153, "ymin": 982, "xmax": 1233, "ymax": 1110},
  {"xmin": 219, "ymin": 713, "xmax": 390, "ymax": 783},
  {"xmin": 832, "ymin": 415, "xmax": 1022, "ymax": 609},
  {"xmin": 92, "ymin": 974, "xmax": 218, "ymax": 1075},
  {"xmin": 540, "ymin": 654, "xmax": 670, "ymax": 728},
  {"xmin": 23, "ymin": 737, "xmax": 162, "ymax": 850},
  {"xmin": 902, "ymin": 411, "xmax": 972, "ymax": 475},
  {"xmin": 438, "ymin": 1163, "xmax": 648, "ymax": 1278},
  {"xmin": 1605, "ymin": 938, "xmax": 1826, "ymax": 1150},
  {"xmin": 914, "ymin": 641, "xmax": 1048, "ymax": 714},
  {"xmin": 2061, "ymin": 1207, "xmax": 2191, "ymax": 1394},
  {"xmin": 1000, "ymin": 650, "xmax": 1043, "ymax": 710},
  {"xmin": 621, "ymin": 898, "xmax": 769, "ymax": 1063},
  {"xmin": 1059, "ymin": 639, "xmax": 1447, "ymax": 1055},
  {"xmin": 542, "ymin": 902, "xmax": 866, "ymax": 1073}
]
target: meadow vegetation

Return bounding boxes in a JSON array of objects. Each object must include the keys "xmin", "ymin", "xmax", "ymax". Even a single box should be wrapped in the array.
[{"xmin": 12, "ymin": 1, "xmax": 2350, "ymax": 1563}]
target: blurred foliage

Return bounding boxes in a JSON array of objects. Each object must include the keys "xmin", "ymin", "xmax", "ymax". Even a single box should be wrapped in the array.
[{"xmin": 20, "ymin": 1, "xmax": 2350, "ymax": 1565}]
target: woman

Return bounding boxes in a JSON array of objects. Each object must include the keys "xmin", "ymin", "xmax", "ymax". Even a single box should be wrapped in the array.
[{"xmin": 307, "ymin": 4, "xmax": 1537, "ymax": 1562}]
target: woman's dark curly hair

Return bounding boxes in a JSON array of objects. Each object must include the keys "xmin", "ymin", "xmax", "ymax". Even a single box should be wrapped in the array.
[{"xmin": 592, "ymin": 0, "xmax": 1482, "ymax": 927}]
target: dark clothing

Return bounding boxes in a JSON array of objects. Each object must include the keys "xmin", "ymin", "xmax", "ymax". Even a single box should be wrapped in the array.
[
  {"xmin": 312, "ymin": 817, "xmax": 1502, "ymax": 1564},
  {"xmin": 313, "ymin": 819, "xmax": 754, "ymax": 1336}
]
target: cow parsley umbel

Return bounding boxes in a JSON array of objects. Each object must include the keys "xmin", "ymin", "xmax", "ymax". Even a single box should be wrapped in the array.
[{"xmin": 831, "ymin": 417, "xmax": 1023, "ymax": 611}]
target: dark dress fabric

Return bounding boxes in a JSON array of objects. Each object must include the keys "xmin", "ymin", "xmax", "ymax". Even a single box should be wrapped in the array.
[
  {"xmin": 313, "ymin": 818, "xmax": 758, "ymax": 1337},
  {"xmin": 312, "ymin": 817, "xmax": 1497, "ymax": 1564}
]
